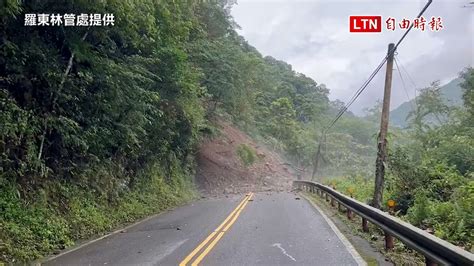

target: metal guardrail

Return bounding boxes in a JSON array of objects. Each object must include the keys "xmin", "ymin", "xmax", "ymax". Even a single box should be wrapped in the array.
[{"xmin": 293, "ymin": 180, "xmax": 474, "ymax": 266}]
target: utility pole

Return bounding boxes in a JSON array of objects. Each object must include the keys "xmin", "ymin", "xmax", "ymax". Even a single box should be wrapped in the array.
[
  {"xmin": 373, "ymin": 43, "xmax": 395, "ymax": 209},
  {"xmin": 311, "ymin": 133, "xmax": 326, "ymax": 181},
  {"xmin": 311, "ymin": 142, "xmax": 321, "ymax": 181}
]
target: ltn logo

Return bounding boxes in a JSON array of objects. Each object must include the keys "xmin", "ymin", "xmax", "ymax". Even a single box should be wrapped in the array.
[{"xmin": 349, "ymin": 16, "xmax": 382, "ymax": 32}]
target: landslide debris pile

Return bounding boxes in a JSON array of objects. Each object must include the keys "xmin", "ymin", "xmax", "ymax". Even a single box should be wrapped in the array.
[{"xmin": 196, "ymin": 120, "xmax": 295, "ymax": 196}]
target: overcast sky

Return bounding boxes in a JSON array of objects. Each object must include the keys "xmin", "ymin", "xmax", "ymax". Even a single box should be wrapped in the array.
[{"xmin": 231, "ymin": 0, "xmax": 474, "ymax": 115}]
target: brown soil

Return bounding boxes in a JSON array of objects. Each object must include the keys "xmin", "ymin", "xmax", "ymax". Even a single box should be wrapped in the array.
[{"xmin": 195, "ymin": 119, "xmax": 296, "ymax": 196}]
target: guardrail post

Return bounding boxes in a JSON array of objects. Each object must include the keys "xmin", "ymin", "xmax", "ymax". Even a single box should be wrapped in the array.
[
  {"xmin": 425, "ymin": 256, "xmax": 438, "ymax": 266},
  {"xmin": 347, "ymin": 208, "xmax": 353, "ymax": 220},
  {"xmin": 337, "ymin": 202, "xmax": 342, "ymax": 212},
  {"xmin": 384, "ymin": 231, "xmax": 394, "ymax": 250},
  {"xmin": 362, "ymin": 218, "xmax": 369, "ymax": 232},
  {"xmin": 330, "ymin": 196, "xmax": 336, "ymax": 207},
  {"xmin": 325, "ymin": 193, "xmax": 330, "ymax": 202}
]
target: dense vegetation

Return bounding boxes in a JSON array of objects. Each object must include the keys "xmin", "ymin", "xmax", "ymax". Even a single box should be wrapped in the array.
[
  {"xmin": 1, "ymin": 0, "xmax": 471, "ymax": 262},
  {"xmin": 390, "ymin": 69, "xmax": 473, "ymax": 249},
  {"xmin": 329, "ymin": 68, "xmax": 474, "ymax": 251},
  {"xmin": 1, "ymin": 1, "xmax": 205, "ymax": 261}
]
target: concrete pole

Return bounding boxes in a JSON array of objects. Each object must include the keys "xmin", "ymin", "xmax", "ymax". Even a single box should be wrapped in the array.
[{"xmin": 373, "ymin": 43, "xmax": 395, "ymax": 209}]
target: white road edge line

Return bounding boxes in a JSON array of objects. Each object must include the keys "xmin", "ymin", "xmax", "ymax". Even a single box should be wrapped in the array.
[{"xmin": 301, "ymin": 193, "xmax": 367, "ymax": 266}]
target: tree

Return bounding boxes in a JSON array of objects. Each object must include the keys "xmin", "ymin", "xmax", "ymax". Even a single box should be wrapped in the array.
[{"xmin": 407, "ymin": 81, "xmax": 450, "ymax": 130}]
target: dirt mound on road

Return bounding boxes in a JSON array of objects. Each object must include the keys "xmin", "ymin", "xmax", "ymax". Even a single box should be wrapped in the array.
[{"xmin": 196, "ymin": 120, "xmax": 295, "ymax": 196}]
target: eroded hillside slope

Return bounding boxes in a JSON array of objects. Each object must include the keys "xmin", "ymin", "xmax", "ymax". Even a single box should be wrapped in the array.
[{"xmin": 196, "ymin": 120, "xmax": 295, "ymax": 196}]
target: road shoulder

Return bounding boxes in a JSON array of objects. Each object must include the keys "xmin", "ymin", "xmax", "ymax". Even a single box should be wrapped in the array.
[{"xmin": 301, "ymin": 192, "xmax": 393, "ymax": 266}]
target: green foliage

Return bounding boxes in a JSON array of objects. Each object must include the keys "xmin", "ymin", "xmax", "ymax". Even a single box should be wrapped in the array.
[
  {"xmin": 236, "ymin": 144, "xmax": 257, "ymax": 167},
  {"xmin": 330, "ymin": 166, "xmax": 473, "ymax": 249},
  {"xmin": 328, "ymin": 69, "xmax": 473, "ymax": 250},
  {"xmin": 324, "ymin": 175, "xmax": 374, "ymax": 204},
  {"xmin": 388, "ymin": 70, "xmax": 473, "ymax": 249},
  {"xmin": 0, "ymin": 0, "xmax": 203, "ymax": 262},
  {"xmin": 1, "ymin": 0, "xmax": 203, "ymax": 185},
  {"xmin": 406, "ymin": 182, "xmax": 473, "ymax": 247},
  {"xmin": 460, "ymin": 67, "xmax": 474, "ymax": 121},
  {"xmin": 0, "ymin": 165, "xmax": 195, "ymax": 262},
  {"xmin": 407, "ymin": 81, "xmax": 451, "ymax": 133},
  {"xmin": 407, "ymin": 192, "xmax": 431, "ymax": 226}
]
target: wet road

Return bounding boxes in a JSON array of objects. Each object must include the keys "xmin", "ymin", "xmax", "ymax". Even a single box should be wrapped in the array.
[{"xmin": 44, "ymin": 192, "xmax": 364, "ymax": 266}]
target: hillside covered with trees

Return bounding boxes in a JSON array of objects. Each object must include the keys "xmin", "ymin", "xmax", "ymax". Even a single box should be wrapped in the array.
[
  {"xmin": 390, "ymin": 77, "xmax": 464, "ymax": 127},
  {"xmin": 331, "ymin": 68, "xmax": 474, "ymax": 251},
  {"xmin": 1, "ymin": 0, "xmax": 472, "ymax": 262}
]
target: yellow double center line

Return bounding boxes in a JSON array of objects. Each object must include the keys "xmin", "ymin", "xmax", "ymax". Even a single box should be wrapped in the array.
[{"xmin": 179, "ymin": 192, "xmax": 254, "ymax": 266}]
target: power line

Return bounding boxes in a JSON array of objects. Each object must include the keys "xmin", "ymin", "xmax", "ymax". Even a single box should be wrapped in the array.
[
  {"xmin": 323, "ymin": 57, "xmax": 387, "ymax": 133},
  {"xmin": 394, "ymin": 55, "xmax": 417, "ymax": 112},
  {"xmin": 312, "ymin": 0, "xmax": 433, "ymax": 179},
  {"xmin": 322, "ymin": 0, "xmax": 432, "ymax": 134},
  {"xmin": 395, "ymin": 54, "xmax": 419, "ymax": 107},
  {"xmin": 395, "ymin": 54, "xmax": 418, "ymax": 89},
  {"xmin": 392, "ymin": 0, "xmax": 433, "ymax": 52}
]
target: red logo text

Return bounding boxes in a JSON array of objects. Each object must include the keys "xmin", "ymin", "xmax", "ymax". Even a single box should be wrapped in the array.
[{"xmin": 349, "ymin": 16, "xmax": 382, "ymax": 33}]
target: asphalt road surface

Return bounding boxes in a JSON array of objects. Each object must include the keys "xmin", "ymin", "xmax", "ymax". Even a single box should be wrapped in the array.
[{"xmin": 44, "ymin": 192, "xmax": 365, "ymax": 266}]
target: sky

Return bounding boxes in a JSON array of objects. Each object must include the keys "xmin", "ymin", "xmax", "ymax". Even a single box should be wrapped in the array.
[{"xmin": 231, "ymin": 0, "xmax": 474, "ymax": 115}]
